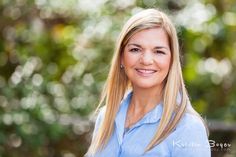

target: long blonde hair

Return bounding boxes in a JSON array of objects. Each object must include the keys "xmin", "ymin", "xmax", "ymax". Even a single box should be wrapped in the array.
[{"xmin": 87, "ymin": 8, "xmax": 208, "ymax": 155}]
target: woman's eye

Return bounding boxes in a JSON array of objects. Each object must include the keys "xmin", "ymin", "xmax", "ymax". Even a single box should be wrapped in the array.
[
  {"xmin": 155, "ymin": 50, "xmax": 165, "ymax": 54},
  {"xmin": 129, "ymin": 48, "xmax": 140, "ymax": 52}
]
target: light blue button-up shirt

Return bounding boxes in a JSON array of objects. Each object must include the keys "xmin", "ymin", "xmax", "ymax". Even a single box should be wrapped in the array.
[{"xmin": 90, "ymin": 91, "xmax": 211, "ymax": 157}]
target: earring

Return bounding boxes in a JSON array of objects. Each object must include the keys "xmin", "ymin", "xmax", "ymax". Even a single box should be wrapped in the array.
[{"xmin": 120, "ymin": 64, "xmax": 124, "ymax": 68}]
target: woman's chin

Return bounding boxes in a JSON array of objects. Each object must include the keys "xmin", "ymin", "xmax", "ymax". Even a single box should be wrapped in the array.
[{"xmin": 132, "ymin": 82, "xmax": 162, "ymax": 90}]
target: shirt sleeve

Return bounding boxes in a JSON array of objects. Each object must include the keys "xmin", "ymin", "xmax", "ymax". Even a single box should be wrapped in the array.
[{"xmin": 170, "ymin": 114, "xmax": 211, "ymax": 157}]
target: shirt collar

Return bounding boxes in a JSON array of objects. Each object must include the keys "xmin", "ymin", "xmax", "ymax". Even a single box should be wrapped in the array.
[
  {"xmin": 139, "ymin": 102, "xmax": 163, "ymax": 124},
  {"xmin": 114, "ymin": 91, "xmax": 163, "ymax": 145}
]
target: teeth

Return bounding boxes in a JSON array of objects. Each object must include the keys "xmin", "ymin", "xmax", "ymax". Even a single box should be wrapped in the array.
[{"xmin": 137, "ymin": 69, "xmax": 156, "ymax": 74}]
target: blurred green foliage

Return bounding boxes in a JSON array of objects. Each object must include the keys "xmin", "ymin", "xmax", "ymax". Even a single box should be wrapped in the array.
[{"xmin": 0, "ymin": 0, "xmax": 235, "ymax": 157}]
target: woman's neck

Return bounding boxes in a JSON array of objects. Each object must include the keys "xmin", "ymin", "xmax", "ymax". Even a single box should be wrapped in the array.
[{"xmin": 130, "ymin": 86, "xmax": 163, "ymax": 117}]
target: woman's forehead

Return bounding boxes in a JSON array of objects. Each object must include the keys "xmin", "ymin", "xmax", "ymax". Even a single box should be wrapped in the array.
[{"xmin": 126, "ymin": 28, "xmax": 170, "ymax": 48}]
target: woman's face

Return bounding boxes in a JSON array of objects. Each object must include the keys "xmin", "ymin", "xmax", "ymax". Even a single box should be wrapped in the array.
[{"xmin": 122, "ymin": 27, "xmax": 171, "ymax": 90}]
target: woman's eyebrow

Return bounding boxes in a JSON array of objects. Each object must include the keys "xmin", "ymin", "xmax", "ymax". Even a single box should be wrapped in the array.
[
  {"xmin": 153, "ymin": 46, "xmax": 169, "ymax": 50},
  {"xmin": 127, "ymin": 43, "xmax": 142, "ymax": 48}
]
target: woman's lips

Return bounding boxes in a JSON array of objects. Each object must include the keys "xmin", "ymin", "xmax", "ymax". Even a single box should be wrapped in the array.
[{"xmin": 135, "ymin": 68, "xmax": 157, "ymax": 76}]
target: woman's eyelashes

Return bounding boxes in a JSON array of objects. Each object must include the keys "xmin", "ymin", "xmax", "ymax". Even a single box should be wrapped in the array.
[
  {"xmin": 155, "ymin": 50, "xmax": 166, "ymax": 55},
  {"xmin": 129, "ymin": 48, "xmax": 140, "ymax": 52},
  {"xmin": 128, "ymin": 47, "xmax": 166, "ymax": 55}
]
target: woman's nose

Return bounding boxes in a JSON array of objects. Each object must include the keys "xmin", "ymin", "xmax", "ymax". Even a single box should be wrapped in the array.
[{"xmin": 139, "ymin": 52, "xmax": 154, "ymax": 65}]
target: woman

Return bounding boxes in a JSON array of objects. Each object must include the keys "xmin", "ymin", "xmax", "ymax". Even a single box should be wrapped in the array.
[{"xmin": 86, "ymin": 9, "xmax": 210, "ymax": 157}]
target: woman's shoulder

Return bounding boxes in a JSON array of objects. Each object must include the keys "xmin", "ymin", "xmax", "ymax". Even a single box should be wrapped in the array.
[
  {"xmin": 177, "ymin": 112, "xmax": 207, "ymax": 131},
  {"xmin": 165, "ymin": 113, "xmax": 211, "ymax": 156},
  {"xmin": 165, "ymin": 111, "xmax": 209, "ymax": 143},
  {"xmin": 94, "ymin": 106, "xmax": 106, "ymax": 125},
  {"xmin": 90, "ymin": 106, "xmax": 106, "ymax": 140},
  {"xmin": 167, "ymin": 112, "xmax": 209, "ymax": 144}
]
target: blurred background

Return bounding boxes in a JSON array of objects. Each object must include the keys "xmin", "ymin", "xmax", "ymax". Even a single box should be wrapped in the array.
[{"xmin": 0, "ymin": 0, "xmax": 235, "ymax": 157}]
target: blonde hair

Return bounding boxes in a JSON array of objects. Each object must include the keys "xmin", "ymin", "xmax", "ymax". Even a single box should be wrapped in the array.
[{"xmin": 87, "ymin": 8, "xmax": 208, "ymax": 155}]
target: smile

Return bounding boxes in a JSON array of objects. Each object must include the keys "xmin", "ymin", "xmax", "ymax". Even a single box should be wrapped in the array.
[{"xmin": 135, "ymin": 68, "xmax": 157, "ymax": 76}]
